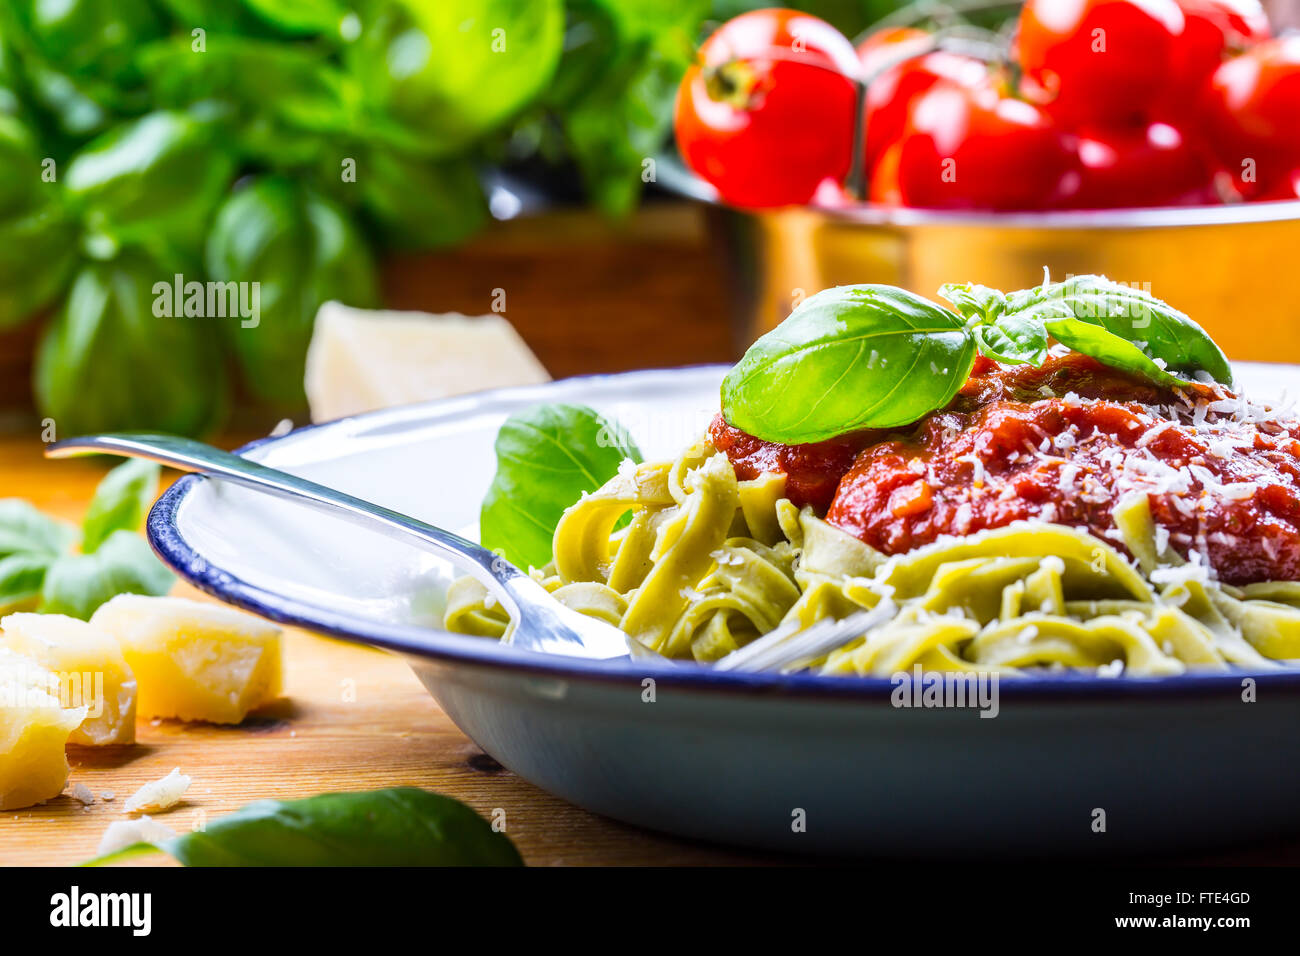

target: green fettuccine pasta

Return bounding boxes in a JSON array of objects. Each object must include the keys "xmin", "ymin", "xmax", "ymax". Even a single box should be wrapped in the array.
[{"xmin": 444, "ymin": 440, "xmax": 1300, "ymax": 677}]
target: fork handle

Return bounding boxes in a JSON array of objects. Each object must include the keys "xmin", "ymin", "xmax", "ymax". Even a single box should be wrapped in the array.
[{"xmin": 45, "ymin": 432, "xmax": 530, "ymax": 609}]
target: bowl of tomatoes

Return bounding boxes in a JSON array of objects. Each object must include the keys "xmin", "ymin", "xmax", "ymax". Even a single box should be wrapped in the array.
[{"xmin": 666, "ymin": 2, "xmax": 1300, "ymax": 363}]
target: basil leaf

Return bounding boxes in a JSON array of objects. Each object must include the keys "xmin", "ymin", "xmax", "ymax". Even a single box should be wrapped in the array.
[
  {"xmin": 0, "ymin": 115, "xmax": 77, "ymax": 329},
  {"xmin": 34, "ymin": 251, "xmax": 228, "ymax": 436},
  {"xmin": 206, "ymin": 175, "xmax": 379, "ymax": 407},
  {"xmin": 937, "ymin": 282, "xmax": 1008, "ymax": 324},
  {"xmin": 240, "ymin": 0, "xmax": 347, "ymax": 35},
  {"xmin": 0, "ymin": 204, "xmax": 78, "ymax": 330},
  {"xmin": 1009, "ymin": 275, "xmax": 1232, "ymax": 386},
  {"xmin": 82, "ymin": 459, "xmax": 161, "ymax": 554},
  {"xmin": 39, "ymin": 529, "xmax": 173, "ymax": 620},
  {"xmin": 150, "ymin": 1, "xmax": 262, "ymax": 33},
  {"xmin": 16, "ymin": 59, "xmax": 119, "ymax": 138},
  {"xmin": 974, "ymin": 314, "xmax": 1049, "ymax": 366},
  {"xmin": 65, "ymin": 110, "xmax": 237, "ymax": 254},
  {"xmin": 84, "ymin": 788, "xmax": 522, "ymax": 867},
  {"xmin": 481, "ymin": 404, "xmax": 641, "ymax": 570},
  {"xmin": 1044, "ymin": 317, "xmax": 1188, "ymax": 388},
  {"xmin": 0, "ymin": 499, "xmax": 77, "ymax": 558},
  {"xmin": 140, "ymin": 38, "xmax": 355, "ymax": 144},
  {"xmin": 722, "ymin": 285, "xmax": 977, "ymax": 443},
  {"xmin": 552, "ymin": 0, "xmax": 704, "ymax": 216},
  {"xmin": 7, "ymin": 0, "xmax": 165, "ymax": 88},
  {"xmin": 345, "ymin": 149, "xmax": 488, "ymax": 250},
  {"xmin": 0, "ymin": 114, "xmax": 50, "ymax": 221},
  {"xmin": 1, "ymin": 0, "xmax": 161, "ymax": 137},
  {"xmin": 346, "ymin": 0, "xmax": 565, "ymax": 157},
  {"xmin": 0, "ymin": 552, "xmax": 53, "ymax": 613}
]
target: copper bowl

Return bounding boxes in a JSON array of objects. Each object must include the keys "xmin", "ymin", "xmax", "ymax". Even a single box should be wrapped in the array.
[{"xmin": 660, "ymin": 159, "xmax": 1300, "ymax": 364}]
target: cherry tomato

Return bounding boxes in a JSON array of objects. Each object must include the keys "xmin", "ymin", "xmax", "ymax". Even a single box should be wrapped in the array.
[
  {"xmin": 1017, "ymin": 0, "xmax": 1186, "ymax": 127},
  {"xmin": 1170, "ymin": 0, "xmax": 1270, "ymax": 91},
  {"xmin": 1254, "ymin": 169, "xmax": 1300, "ymax": 201},
  {"xmin": 810, "ymin": 176, "xmax": 857, "ymax": 209},
  {"xmin": 862, "ymin": 51, "xmax": 989, "ymax": 181},
  {"xmin": 868, "ymin": 140, "xmax": 904, "ymax": 205},
  {"xmin": 857, "ymin": 25, "xmax": 931, "ymax": 77},
  {"xmin": 894, "ymin": 79, "xmax": 1079, "ymax": 210},
  {"xmin": 1067, "ymin": 120, "xmax": 1217, "ymax": 207},
  {"xmin": 674, "ymin": 8, "xmax": 859, "ymax": 208},
  {"xmin": 1201, "ymin": 36, "xmax": 1300, "ymax": 198}
]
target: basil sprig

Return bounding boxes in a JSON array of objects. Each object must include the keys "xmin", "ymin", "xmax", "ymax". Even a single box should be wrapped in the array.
[
  {"xmin": 83, "ymin": 788, "xmax": 523, "ymax": 867},
  {"xmin": 722, "ymin": 286, "xmax": 978, "ymax": 444},
  {"xmin": 722, "ymin": 276, "xmax": 1232, "ymax": 444},
  {"xmin": 977, "ymin": 274, "xmax": 1234, "ymax": 386},
  {"xmin": 480, "ymin": 404, "xmax": 641, "ymax": 570},
  {"xmin": 0, "ymin": 459, "xmax": 173, "ymax": 619},
  {"xmin": 0, "ymin": 502, "xmax": 74, "ymax": 614}
]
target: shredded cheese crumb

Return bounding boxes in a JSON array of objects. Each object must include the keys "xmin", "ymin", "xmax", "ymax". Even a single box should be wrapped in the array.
[
  {"xmin": 1096, "ymin": 659, "xmax": 1125, "ymax": 678},
  {"xmin": 124, "ymin": 768, "xmax": 191, "ymax": 815},
  {"xmin": 96, "ymin": 815, "xmax": 178, "ymax": 857}
]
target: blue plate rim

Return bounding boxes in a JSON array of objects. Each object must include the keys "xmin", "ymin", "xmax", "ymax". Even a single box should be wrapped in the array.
[{"xmin": 146, "ymin": 366, "xmax": 1300, "ymax": 704}]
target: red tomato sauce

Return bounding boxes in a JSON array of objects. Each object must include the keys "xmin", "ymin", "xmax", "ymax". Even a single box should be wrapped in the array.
[
  {"xmin": 708, "ymin": 414, "xmax": 878, "ymax": 512},
  {"xmin": 714, "ymin": 354, "xmax": 1300, "ymax": 584}
]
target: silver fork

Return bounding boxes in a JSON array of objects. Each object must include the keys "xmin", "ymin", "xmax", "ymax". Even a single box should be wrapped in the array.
[
  {"xmin": 46, "ymin": 433, "xmax": 633, "ymax": 661},
  {"xmin": 714, "ymin": 600, "xmax": 897, "ymax": 674}
]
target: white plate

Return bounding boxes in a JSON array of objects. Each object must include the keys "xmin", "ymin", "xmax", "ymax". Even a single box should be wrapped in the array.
[{"xmin": 150, "ymin": 363, "xmax": 1300, "ymax": 856}]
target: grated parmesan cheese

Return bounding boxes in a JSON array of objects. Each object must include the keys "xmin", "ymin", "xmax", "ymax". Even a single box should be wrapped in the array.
[
  {"xmin": 96, "ymin": 815, "xmax": 178, "ymax": 857},
  {"xmin": 1096, "ymin": 659, "xmax": 1125, "ymax": 678},
  {"xmin": 124, "ymin": 768, "xmax": 191, "ymax": 815}
]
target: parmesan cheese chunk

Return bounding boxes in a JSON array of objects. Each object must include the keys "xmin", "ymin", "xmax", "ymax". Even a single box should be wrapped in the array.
[
  {"xmin": 305, "ymin": 302, "xmax": 550, "ymax": 422},
  {"xmin": 68, "ymin": 782, "xmax": 95, "ymax": 805},
  {"xmin": 0, "ymin": 649, "xmax": 86, "ymax": 810},
  {"xmin": 91, "ymin": 595, "xmax": 283, "ymax": 725},
  {"xmin": 1, "ymin": 612, "xmax": 137, "ymax": 745},
  {"xmin": 124, "ymin": 768, "xmax": 191, "ymax": 814}
]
